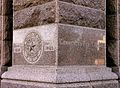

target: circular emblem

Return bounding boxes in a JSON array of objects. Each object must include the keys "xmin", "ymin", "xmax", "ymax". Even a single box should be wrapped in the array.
[{"xmin": 23, "ymin": 31, "xmax": 43, "ymax": 64}]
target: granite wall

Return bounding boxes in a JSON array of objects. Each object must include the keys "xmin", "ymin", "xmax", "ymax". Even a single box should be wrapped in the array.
[
  {"xmin": 106, "ymin": 0, "xmax": 118, "ymax": 67},
  {"xmin": 0, "ymin": 0, "xmax": 12, "ymax": 85},
  {"xmin": 12, "ymin": 0, "xmax": 106, "ymax": 66},
  {"xmin": 0, "ymin": 0, "xmax": 119, "ymax": 88},
  {"xmin": 13, "ymin": 0, "xmax": 106, "ymax": 30},
  {"xmin": 106, "ymin": 0, "xmax": 120, "ymax": 72},
  {"xmin": 1, "ymin": 0, "xmax": 12, "ymax": 66},
  {"xmin": 106, "ymin": 0, "xmax": 120, "ymax": 87},
  {"xmin": 0, "ymin": 0, "xmax": 2, "ymax": 65}
]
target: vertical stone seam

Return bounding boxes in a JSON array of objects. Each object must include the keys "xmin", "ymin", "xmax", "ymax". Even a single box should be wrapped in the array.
[
  {"xmin": 1, "ymin": 0, "xmax": 6, "ymax": 66},
  {"xmin": 55, "ymin": 24, "xmax": 58, "ymax": 83},
  {"xmin": 1, "ymin": 0, "xmax": 5, "ymax": 65},
  {"xmin": 13, "ymin": 0, "xmax": 15, "ymax": 19},
  {"xmin": 55, "ymin": 0, "xmax": 59, "ymax": 23},
  {"xmin": 105, "ymin": 0, "xmax": 107, "ymax": 65},
  {"xmin": 55, "ymin": 24, "xmax": 58, "ymax": 66},
  {"xmin": 1, "ymin": 0, "xmax": 4, "ymax": 65},
  {"xmin": 55, "ymin": 0, "xmax": 59, "ymax": 67},
  {"xmin": 0, "ymin": 0, "xmax": 3, "ymax": 65},
  {"xmin": 117, "ymin": 0, "xmax": 120, "ymax": 66}
]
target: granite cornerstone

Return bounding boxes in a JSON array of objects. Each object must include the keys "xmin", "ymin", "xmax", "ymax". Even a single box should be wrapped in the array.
[{"xmin": 0, "ymin": 0, "xmax": 119, "ymax": 88}]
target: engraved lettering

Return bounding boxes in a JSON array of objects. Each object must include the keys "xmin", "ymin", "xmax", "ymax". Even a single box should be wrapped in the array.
[
  {"xmin": 44, "ymin": 41, "xmax": 55, "ymax": 51},
  {"xmin": 14, "ymin": 46, "xmax": 21, "ymax": 53}
]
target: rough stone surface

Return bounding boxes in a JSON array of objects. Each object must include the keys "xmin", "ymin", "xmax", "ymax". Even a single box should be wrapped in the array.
[
  {"xmin": 2, "ymin": 16, "xmax": 13, "ymax": 41},
  {"xmin": 0, "ymin": 0, "xmax": 2, "ymax": 15},
  {"xmin": 14, "ymin": 1, "xmax": 56, "ymax": 30},
  {"xmin": 13, "ymin": 0, "xmax": 53, "ymax": 11},
  {"xmin": 106, "ymin": 0, "xmax": 120, "ymax": 70},
  {"xmin": 59, "ymin": 1, "xmax": 105, "ymax": 29},
  {"xmin": 119, "ymin": 0, "xmax": 120, "ymax": 14},
  {"xmin": 107, "ymin": 40, "xmax": 119, "ymax": 67},
  {"xmin": 0, "ymin": 66, "xmax": 7, "ymax": 75},
  {"xmin": 60, "ymin": 0, "xmax": 105, "ymax": 11},
  {"xmin": 0, "ymin": 16, "xmax": 2, "ymax": 31},
  {"xmin": 0, "ymin": 16, "xmax": 13, "ymax": 66},
  {"xmin": 14, "ymin": 1, "xmax": 105, "ymax": 30},
  {"xmin": 0, "ymin": 16, "xmax": 2, "ymax": 64},
  {"xmin": 106, "ymin": 15, "xmax": 118, "ymax": 40},
  {"xmin": 2, "ymin": 0, "xmax": 13, "ymax": 16},
  {"xmin": 119, "ymin": 40, "xmax": 120, "ymax": 65},
  {"xmin": 13, "ymin": 0, "xmax": 105, "ymax": 11},
  {"xmin": 1, "ymin": 41, "xmax": 12, "ymax": 66},
  {"xmin": 106, "ymin": 0, "xmax": 117, "ymax": 15},
  {"xmin": 13, "ymin": 24, "xmax": 105, "ymax": 65},
  {"xmin": 119, "ymin": 15, "xmax": 120, "ymax": 40}
]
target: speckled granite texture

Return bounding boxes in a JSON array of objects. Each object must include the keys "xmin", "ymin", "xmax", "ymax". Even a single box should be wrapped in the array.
[
  {"xmin": 14, "ymin": 1, "xmax": 56, "ymax": 29},
  {"xmin": 106, "ymin": 0, "xmax": 117, "ymax": 15},
  {"xmin": 0, "ymin": 0, "xmax": 2, "ymax": 65},
  {"xmin": 59, "ymin": 2, "xmax": 105, "ymax": 29},
  {"xmin": 1, "ymin": 80, "xmax": 118, "ymax": 88},
  {"xmin": 106, "ymin": 0, "xmax": 120, "ymax": 68},
  {"xmin": 1, "ymin": 65, "xmax": 118, "ymax": 88},
  {"xmin": 2, "ymin": 0, "xmax": 119, "ymax": 88},
  {"xmin": 0, "ymin": 0, "xmax": 2, "ymax": 15},
  {"xmin": 13, "ymin": 24, "xmax": 105, "ymax": 66},
  {"xmin": 14, "ymin": 1, "xmax": 105, "ymax": 30},
  {"xmin": 2, "ymin": 66, "xmax": 118, "ymax": 83},
  {"xmin": 13, "ymin": 0, "xmax": 53, "ymax": 11},
  {"xmin": 0, "ymin": 1, "xmax": 13, "ymax": 81},
  {"xmin": 13, "ymin": 0, "xmax": 105, "ymax": 11},
  {"xmin": 0, "ymin": 16, "xmax": 2, "ymax": 62},
  {"xmin": 60, "ymin": 0, "xmax": 105, "ymax": 11},
  {"xmin": 2, "ymin": 0, "xmax": 13, "ymax": 16}
]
